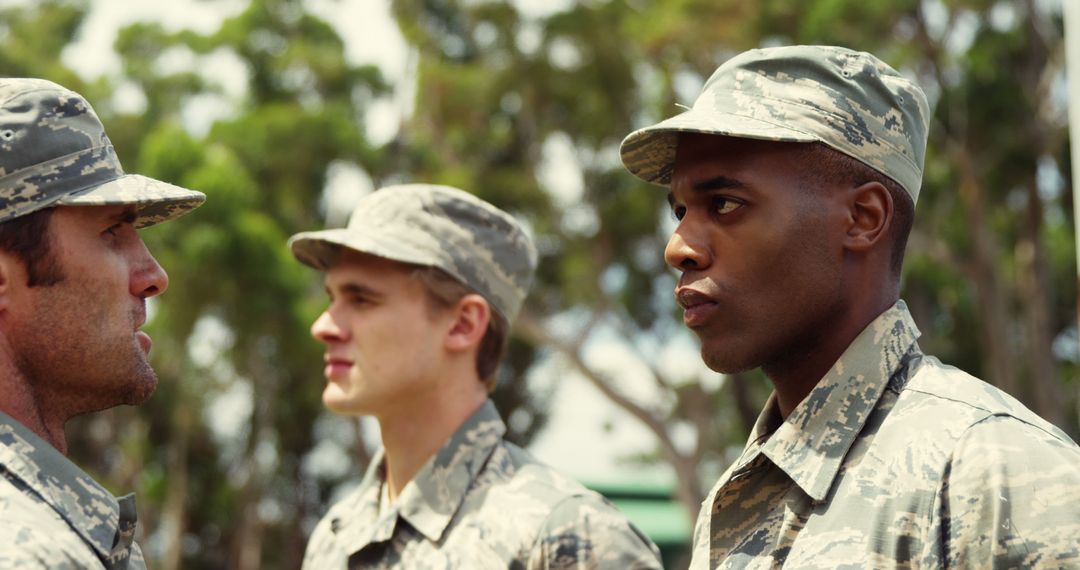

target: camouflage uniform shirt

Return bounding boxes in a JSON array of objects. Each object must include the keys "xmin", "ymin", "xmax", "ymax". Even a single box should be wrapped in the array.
[
  {"xmin": 689, "ymin": 301, "xmax": 1080, "ymax": 569},
  {"xmin": 0, "ymin": 412, "xmax": 145, "ymax": 569},
  {"xmin": 302, "ymin": 400, "xmax": 663, "ymax": 569}
]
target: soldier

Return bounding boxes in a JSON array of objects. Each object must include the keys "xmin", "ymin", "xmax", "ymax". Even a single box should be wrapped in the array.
[
  {"xmin": 620, "ymin": 45, "xmax": 1080, "ymax": 568},
  {"xmin": 0, "ymin": 79, "xmax": 205, "ymax": 568},
  {"xmin": 289, "ymin": 184, "xmax": 662, "ymax": 569}
]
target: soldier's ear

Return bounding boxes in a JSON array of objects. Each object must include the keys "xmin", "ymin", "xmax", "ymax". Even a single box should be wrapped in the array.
[
  {"xmin": 0, "ymin": 250, "xmax": 18, "ymax": 313},
  {"xmin": 444, "ymin": 293, "xmax": 490, "ymax": 353},
  {"xmin": 842, "ymin": 181, "xmax": 892, "ymax": 253}
]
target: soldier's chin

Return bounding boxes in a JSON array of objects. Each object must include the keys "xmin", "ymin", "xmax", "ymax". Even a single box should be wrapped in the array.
[
  {"xmin": 128, "ymin": 375, "xmax": 158, "ymax": 405},
  {"xmin": 701, "ymin": 348, "xmax": 755, "ymax": 375},
  {"xmin": 84, "ymin": 370, "xmax": 157, "ymax": 413},
  {"xmin": 125, "ymin": 364, "xmax": 159, "ymax": 405},
  {"xmin": 322, "ymin": 386, "xmax": 363, "ymax": 416}
]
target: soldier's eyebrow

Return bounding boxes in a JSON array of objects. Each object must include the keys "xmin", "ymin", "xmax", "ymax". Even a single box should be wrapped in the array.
[
  {"xmin": 109, "ymin": 207, "xmax": 138, "ymax": 225},
  {"xmin": 692, "ymin": 175, "xmax": 746, "ymax": 192},
  {"xmin": 325, "ymin": 281, "xmax": 383, "ymax": 300},
  {"xmin": 668, "ymin": 175, "xmax": 747, "ymax": 207}
]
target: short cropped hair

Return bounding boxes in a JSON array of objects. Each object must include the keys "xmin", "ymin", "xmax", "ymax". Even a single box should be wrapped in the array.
[
  {"xmin": 412, "ymin": 266, "xmax": 509, "ymax": 391},
  {"xmin": 0, "ymin": 208, "xmax": 64, "ymax": 286},
  {"xmin": 797, "ymin": 142, "xmax": 915, "ymax": 274}
]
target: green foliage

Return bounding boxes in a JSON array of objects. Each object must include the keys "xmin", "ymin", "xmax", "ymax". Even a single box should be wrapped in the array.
[{"xmin": 0, "ymin": 0, "xmax": 86, "ymax": 86}]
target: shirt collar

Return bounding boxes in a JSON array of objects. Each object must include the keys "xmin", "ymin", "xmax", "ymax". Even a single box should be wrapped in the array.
[
  {"xmin": 396, "ymin": 399, "xmax": 505, "ymax": 541},
  {"xmin": 331, "ymin": 400, "xmax": 506, "ymax": 551},
  {"xmin": 747, "ymin": 301, "xmax": 922, "ymax": 502},
  {"xmin": 0, "ymin": 412, "xmax": 137, "ymax": 566},
  {"xmin": 326, "ymin": 447, "xmax": 392, "ymax": 550}
]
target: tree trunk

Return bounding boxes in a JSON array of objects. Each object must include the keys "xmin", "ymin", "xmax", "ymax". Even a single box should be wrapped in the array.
[
  {"xmin": 160, "ymin": 401, "xmax": 191, "ymax": 570},
  {"xmin": 1017, "ymin": 181, "xmax": 1065, "ymax": 427},
  {"xmin": 916, "ymin": 5, "xmax": 1019, "ymax": 399},
  {"xmin": 953, "ymin": 148, "xmax": 1018, "ymax": 395},
  {"xmin": 516, "ymin": 313, "xmax": 703, "ymax": 525},
  {"xmin": 233, "ymin": 476, "xmax": 264, "ymax": 570},
  {"xmin": 671, "ymin": 454, "xmax": 703, "ymax": 526}
]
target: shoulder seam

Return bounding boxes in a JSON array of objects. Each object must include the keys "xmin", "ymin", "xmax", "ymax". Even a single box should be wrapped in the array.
[
  {"xmin": 964, "ymin": 411, "xmax": 1072, "ymax": 442},
  {"xmin": 904, "ymin": 387, "xmax": 1071, "ymax": 443}
]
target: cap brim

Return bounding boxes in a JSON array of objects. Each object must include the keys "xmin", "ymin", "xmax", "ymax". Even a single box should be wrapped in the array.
[
  {"xmin": 288, "ymin": 228, "xmax": 443, "ymax": 271},
  {"xmin": 55, "ymin": 174, "xmax": 205, "ymax": 228},
  {"xmin": 619, "ymin": 109, "xmax": 819, "ymax": 186},
  {"xmin": 287, "ymin": 229, "xmax": 352, "ymax": 270}
]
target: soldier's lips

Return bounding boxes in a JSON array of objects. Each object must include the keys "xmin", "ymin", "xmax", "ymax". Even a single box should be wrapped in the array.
[
  {"xmin": 676, "ymin": 287, "xmax": 719, "ymax": 328},
  {"xmin": 136, "ymin": 330, "xmax": 152, "ymax": 354},
  {"xmin": 134, "ymin": 306, "xmax": 149, "ymax": 353},
  {"xmin": 323, "ymin": 357, "xmax": 353, "ymax": 378}
]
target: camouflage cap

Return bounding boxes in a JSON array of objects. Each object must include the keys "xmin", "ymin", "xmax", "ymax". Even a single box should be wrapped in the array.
[
  {"xmin": 620, "ymin": 45, "xmax": 930, "ymax": 203},
  {"xmin": 288, "ymin": 184, "xmax": 537, "ymax": 323},
  {"xmin": 0, "ymin": 78, "xmax": 205, "ymax": 228}
]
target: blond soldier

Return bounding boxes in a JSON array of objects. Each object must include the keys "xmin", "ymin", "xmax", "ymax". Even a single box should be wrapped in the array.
[
  {"xmin": 620, "ymin": 45, "xmax": 1080, "ymax": 568},
  {"xmin": 0, "ymin": 79, "xmax": 205, "ymax": 568},
  {"xmin": 290, "ymin": 184, "xmax": 661, "ymax": 569}
]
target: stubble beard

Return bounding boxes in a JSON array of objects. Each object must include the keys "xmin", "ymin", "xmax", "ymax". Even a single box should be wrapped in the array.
[
  {"xmin": 17, "ymin": 330, "xmax": 159, "ymax": 417},
  {"xmin": 15, "ymin": 286, "xmax": 159, "ymax": 419}
]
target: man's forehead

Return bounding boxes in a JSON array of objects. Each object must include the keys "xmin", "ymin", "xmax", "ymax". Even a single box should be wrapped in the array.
[
  {"xmin": 673, "ymin": 135, "xmax": 812, "ymax": 179},
  {"xmin": 670, "ymin": 135, "xmax": 753, "ymax": 193},
  {"xmin": 322, "ymin": 267, "xmax": 382, "ymax": 296},
  {"xmin": 323, "ymin": 250, "xmax": 417, "ymax": 286},
  {"xmin": 674, "ymin": 132, "xmax": 810, "ymax": 160},
  {"xmin": 29, "ymin": 205, "xmax": 137, "ymax": 240},
  {"xmin": 53, "ymin": 203, "xmax": 138, "ymax": 220}
]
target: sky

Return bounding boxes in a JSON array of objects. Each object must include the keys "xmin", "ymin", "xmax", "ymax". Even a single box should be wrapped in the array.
[{"xmin": 59, "ymin": 0, "xmax": 710, "ymax": 487}]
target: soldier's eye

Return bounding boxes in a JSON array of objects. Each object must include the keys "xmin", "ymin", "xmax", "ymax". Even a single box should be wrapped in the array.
[
  {"xmin": 713, "ymin": 197, "xmax": 741, "ymax": 215},
  {"xmin": 671, "ymin": 205, "xmax": 686, "ymax": 221}
]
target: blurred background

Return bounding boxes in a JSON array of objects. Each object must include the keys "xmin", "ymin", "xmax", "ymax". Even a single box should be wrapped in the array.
[{"xmin": 2, "ymin": 0, "xmax": 1076, "ymax": 568}]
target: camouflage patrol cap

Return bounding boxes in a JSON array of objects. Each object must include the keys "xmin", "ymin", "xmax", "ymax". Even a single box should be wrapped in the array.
[
  {"xmin": 288, "ymin": 184, "xmax": 537, "ymax": 323},
  {"xmin": 0, "ymin": 78, "xmax": 205, "ymax": 227},
  {"xmin": 620, "ymin": 45, "xmax": 930, "ymax": 203}
]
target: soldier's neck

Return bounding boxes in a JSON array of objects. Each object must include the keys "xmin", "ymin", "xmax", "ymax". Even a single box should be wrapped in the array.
[
  {"xmin": 377, "ymin": 378, "xmax": 487, "ymax": 501},
  {"xmin": 763, "ymin": 289, "xmax": 898, "ymax": 419},
  {"xmin": 0, "ymin": 359, "xmax": 68, "ymax": 454}
]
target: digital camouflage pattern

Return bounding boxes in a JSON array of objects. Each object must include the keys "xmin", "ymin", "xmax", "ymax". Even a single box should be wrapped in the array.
[
  {"xmin": 289, "ymin": 183, "xmax": 537, "ymax": 323},
  {"xmin": 0, "ymin": 412, "xmax": 145, "ymax": 569},
  {"xmin": 301, "ymin": 400, "xmax": 662, "ymax": 569},
  {"xmin": 620, "ymin": 45, "xmax": 930, "ymax": 203},
  {"xmin": 688, "ymin": 301, "xmax": 1080, "ymax": 569},
  {"xmin": 0, "ymin": 78, "xmax": 205, "ymax": 228}
]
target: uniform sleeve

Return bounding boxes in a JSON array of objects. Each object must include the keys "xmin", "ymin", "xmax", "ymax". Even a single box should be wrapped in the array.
[
  {"xmin": 943, "ymin": 415, "xmax": 1080, "ymax": 568},
  {"xmin": 526, "ymin": 494, "xmax": 663, "ymax": 570}
]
